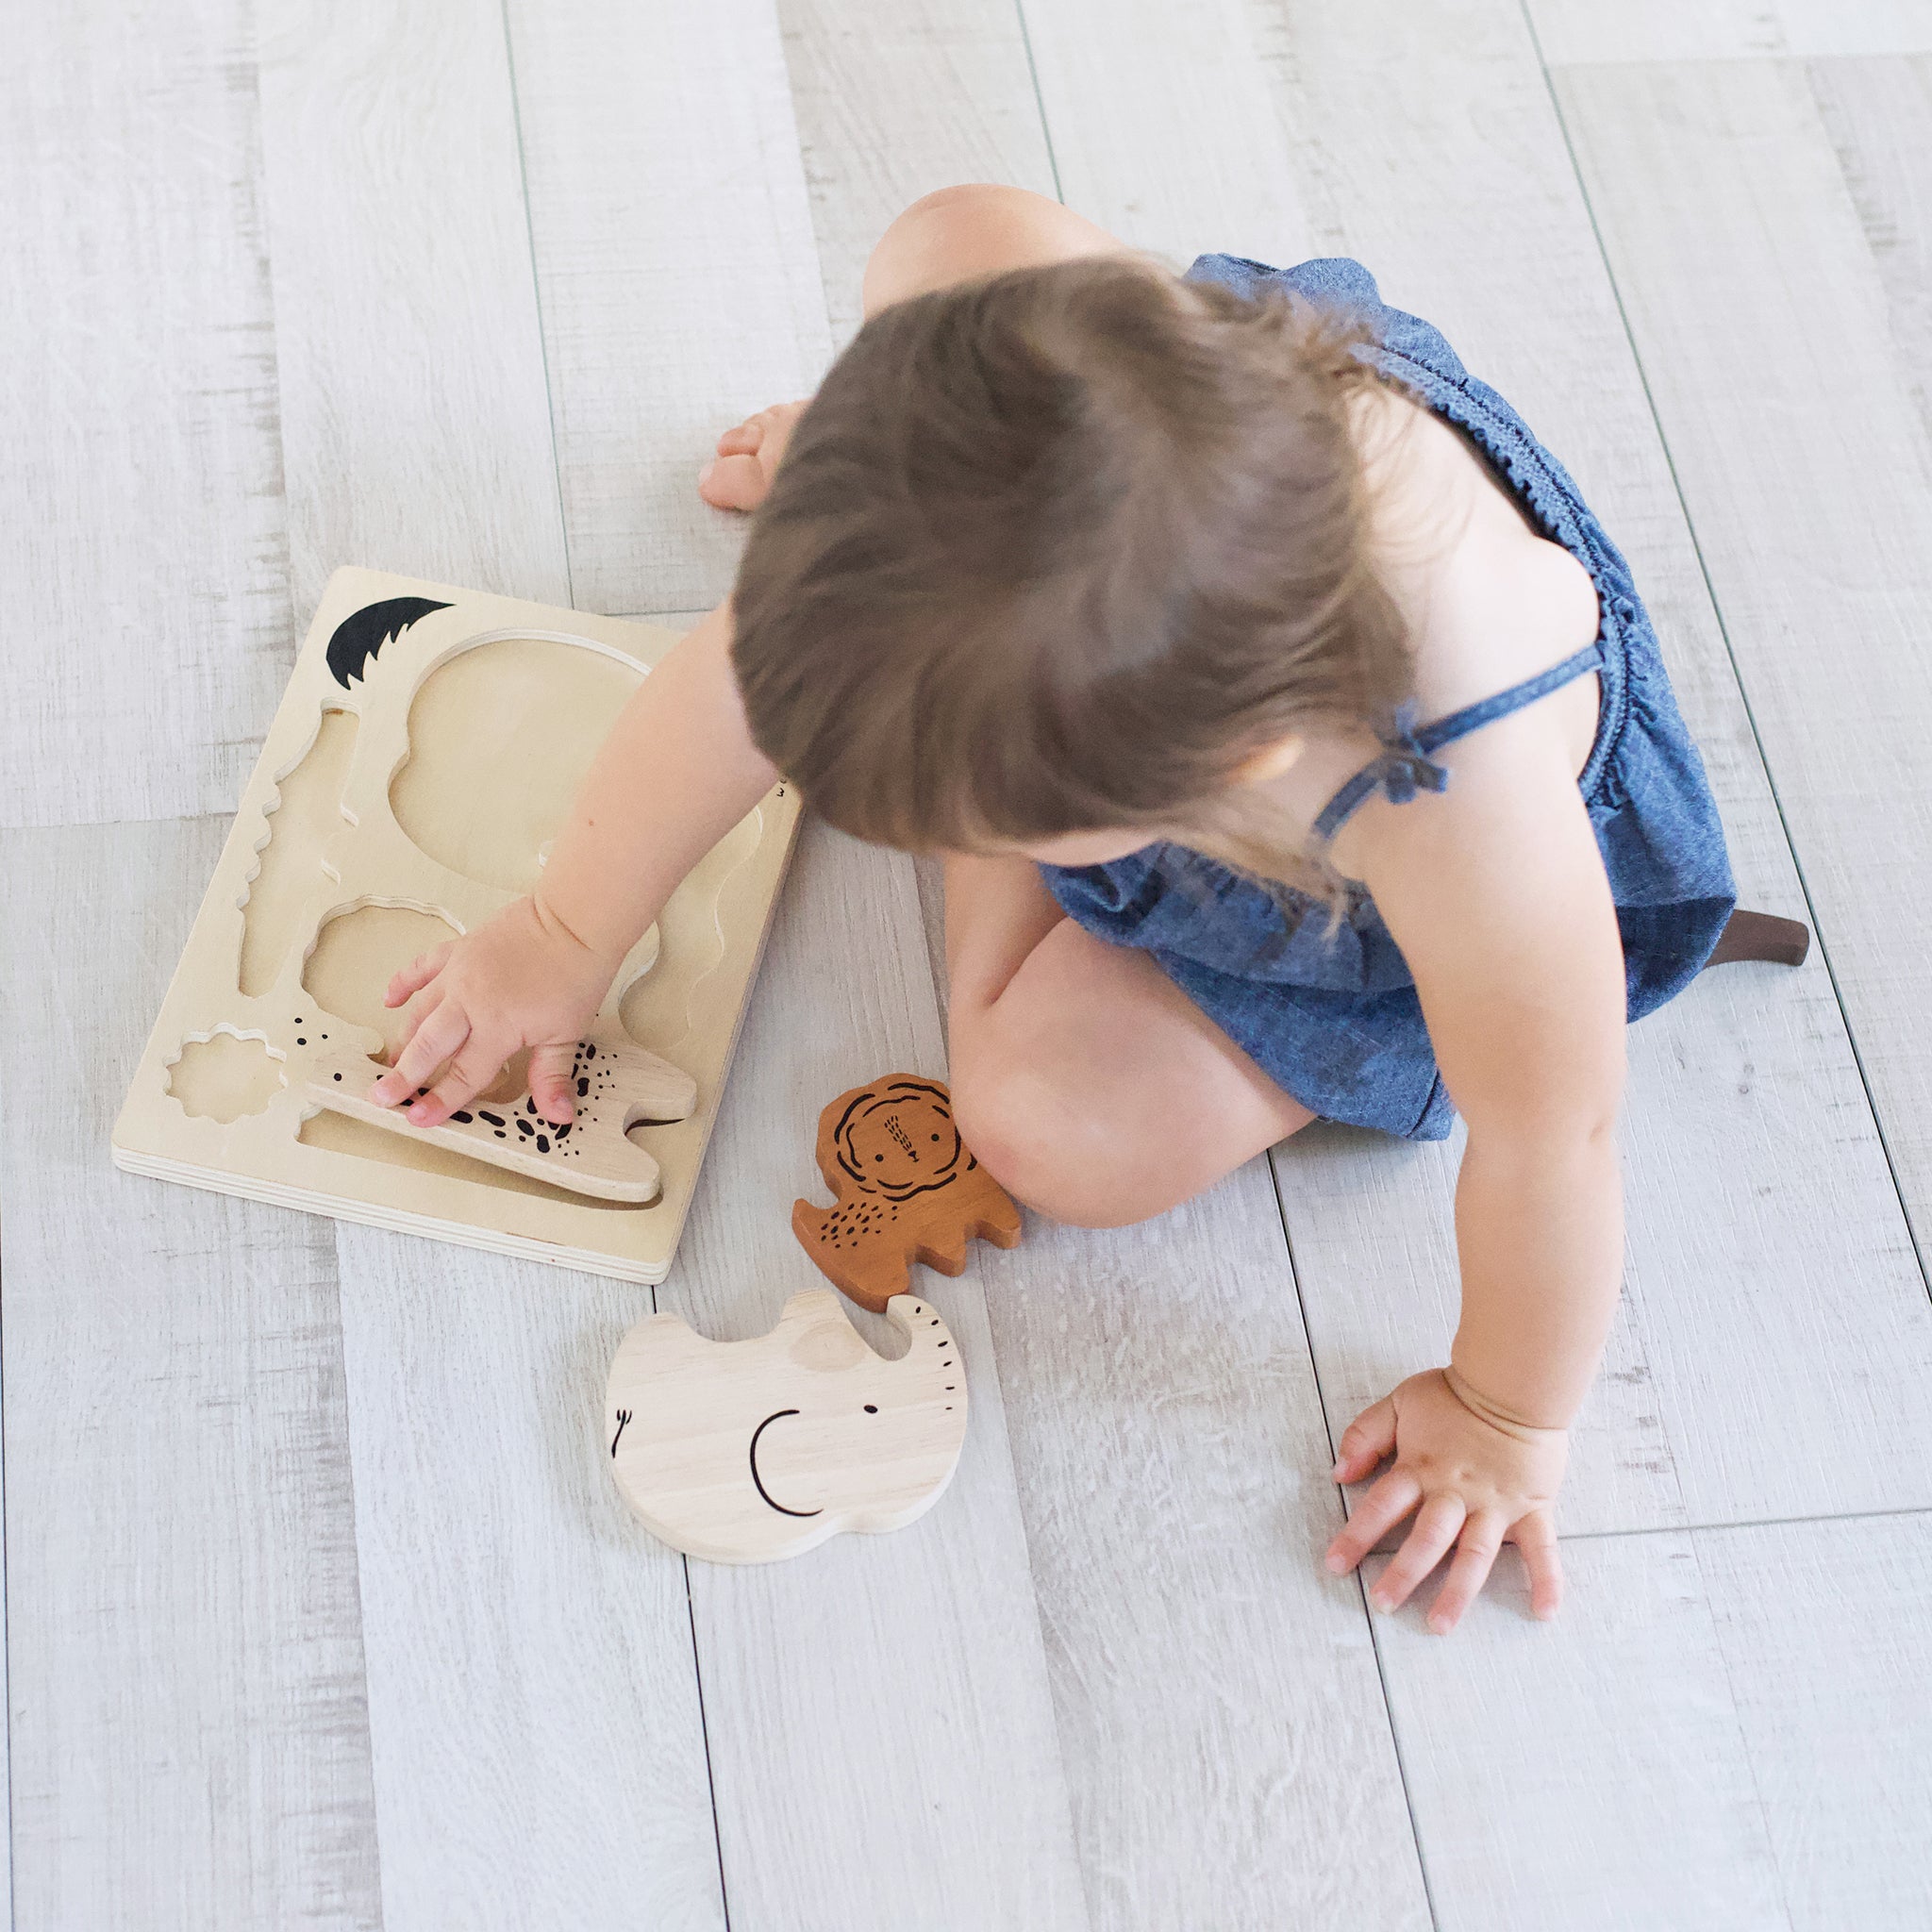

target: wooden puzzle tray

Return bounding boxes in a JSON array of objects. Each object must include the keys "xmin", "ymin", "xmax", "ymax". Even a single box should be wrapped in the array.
[{"xmin": 112, "ymin": 568, "xmax": 800, "ymax": 1283}]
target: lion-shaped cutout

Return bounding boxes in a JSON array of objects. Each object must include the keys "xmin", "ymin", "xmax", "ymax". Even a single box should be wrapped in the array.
[{"xmin": 792, "ymin": 1074, "xmax": 1023, "ymax": 1310}]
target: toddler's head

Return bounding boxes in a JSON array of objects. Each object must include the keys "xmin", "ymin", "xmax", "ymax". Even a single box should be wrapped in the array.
[{"xmin": 730, "ymin": 256, "xmax": 1407, "ymax": 871}]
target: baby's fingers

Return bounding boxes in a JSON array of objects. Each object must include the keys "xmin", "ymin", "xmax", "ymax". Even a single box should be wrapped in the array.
[
  {"xmin": 1325, "ymin": 1465, "xmax": 1421, "ymax": 1576},
  {"xmin": 1424, "ymin": 1510, "xmax": 1509, "ymax": 1634},
  {"xmin": 1511, "ymin": 1510, "xmax": 1565, "ymax": 1622},
  {"xmin": 1331, "ymin": 1394, "xmax": 1398, "ymax": 1486},
  {"xmin": 527, "ymin": 1040, "xmax": 580, "ymax": 1127},
  {"xmin": 386, "ymin": 941, "xmax": 455, "ymax": 1009},
  {"xmin": 1372, "ymin": 1492, "xmax": 1467, "ymax": 1614},
  {"xmin": 412, "ymin": 1039, "xmax": 507, "ymax": 1128},
  {"xmin": 371, "ymin": 1002, "xmax": 471, "ymax": 1106}
]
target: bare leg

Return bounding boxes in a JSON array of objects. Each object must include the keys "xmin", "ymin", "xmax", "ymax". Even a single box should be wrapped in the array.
[{"xmin": 946, "ymin": 854, "xmax": 1313, "ymax": 1228}]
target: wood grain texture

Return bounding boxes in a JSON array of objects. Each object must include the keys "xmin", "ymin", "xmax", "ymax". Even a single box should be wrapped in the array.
[
  {"xmin": 1799, "ymin": 56, "xmax": 1932, "ymax": 482},
  {"xmin": 1528, "ymin": 0, "xmax": 1932, "ymax": 64},
  {"xmin": 256, "ymin": 0, "xmax": 570, "ymax": 615},
  {"xmin": 0, "ymin": 0, "xmax": 292, "ymax": 828},
  {"xmin": 257, "ymin": 6, "xmax": 729, "ymax": 1916},
  {"xmin": 505, "ymin": 0, "xmax": 834, "ymax": 614},
  {"xmin": 607, "ymin": 1290, "xmax": 968, "ymax": 1563},
  {"xmin": 1552, "ymin": 53, "xmax": 1932, "ymax": 1289},
  {"xmin": 1362, "ymin": 1533, "xmax": 1787, "ymax": 1932},
  {"xmin": 658, "ymin": 820, "xmax": 1089, "ymax": 1929},
  {"xmin": 513, "ymin": 2, "xmax": 1090, "ymax": 1918},
  {"xmin": 779, "ymin": 9, "xmax": 1429, "ymax": 1924},
  {"xmin": 1698, "ymin": 1514, "xmax": 1932, "ymax": 1930},
  {"xmin": 1016, "ymin": 0, "xmax": 1316, "ymax": 269},
  {"xmin": 328, "ymin": 1224, "xmax": 727, "ymax": 1931},
  {"xmin": 0, "ymin": 819, "xmax": 381, "ymax": 1928},
  {"xmin": 776, "ymin": 0, "xmax": 1060, "ymax": 341},
  {"xmin": 1014, "ymin": 0, "xmax": 1932, "ymax": 1534}
]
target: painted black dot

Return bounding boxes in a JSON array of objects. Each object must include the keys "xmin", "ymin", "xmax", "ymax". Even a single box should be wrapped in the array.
[
  {"xmin": 332, "ymin": 1072, "xmax": 342, "ymax": 1082},
  {"xmin": 293, "ymin": 1016, "xmax": 303, "ymax": 1024},
  {"xmin": 536, "ymin": 1134, "xmax": 550, "ymax": 1153},
  {"xmin": 516, "ymin": 1119, "xmax": 535, "ymax": 1138},
  {"xmin": 874, "ymin": 1154, "xmax": 884, "ymax": 1162},
  {"xmin": 295, "ymin": 1037, "xmax": 307, "ymax": 1046},
  {"xmin": 931, "ymin": 1134, "xmax": 940, "ymax": 1142},
  {"xmin": 450, "ymin": 1110, "xmax": 474, "ymax": 1124},
  {"xmin": 863, "ymin": 1404, "xmax": 877, "ymax": 1414},
  {"xmin": 930, "ymin": 1319, "xmax": 939, "ymax": 1326},
  {"xmin": 945, "ymin": 1386, "xmax": 955, "ymax": 1391},
  {"xmin": 480, "ymin": 1111, "xmax": 505, "ymax": 1127},
  {"xmin": 576, "ymin": 1077, "xmax": 589, "ymax": 1096},
  {"xmin": 494, "ymin": 1130, "xmax": 506, "ymax": 1139}
]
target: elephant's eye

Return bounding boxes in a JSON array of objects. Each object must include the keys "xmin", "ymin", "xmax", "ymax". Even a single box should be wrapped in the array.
[{"xmin": 864, "ymin": 1404, "xmax": 878, "ymax": 1414}]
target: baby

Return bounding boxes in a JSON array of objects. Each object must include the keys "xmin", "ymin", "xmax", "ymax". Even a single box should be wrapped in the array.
[{"xmin": 372, "ymin": 185, "xmax": 1742, "ymax": 1633}]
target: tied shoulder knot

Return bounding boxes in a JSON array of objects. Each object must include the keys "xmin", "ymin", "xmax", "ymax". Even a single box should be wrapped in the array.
[{"xmin": 1370, "ymin": 704, "xmax": 1451, "ymax": 807}]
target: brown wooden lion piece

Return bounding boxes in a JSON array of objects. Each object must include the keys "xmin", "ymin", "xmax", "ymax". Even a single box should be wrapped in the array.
[{"xmin": 792, "ymin": 1074, "xmax": 1023, "ymax": 1311}]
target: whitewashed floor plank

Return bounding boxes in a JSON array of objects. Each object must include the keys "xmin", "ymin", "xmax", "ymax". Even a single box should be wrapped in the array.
[
  {"xmin": 329, "ymin": 1231, "xmax": 727, "ymax": 1932},
  {"xmin": 1017, "ymin": 0, "xmax": 1932, "ymax": 1540},
  {"xmin": 1017, "ymin": 0, "xmax": 1316, "ymax": 270},
  {"xmin": 505, "ymin": 0, "xmax": 833, "ymax": 615},
  {"xmin": 256, "ymin": 0, "xmax": 570, "ymax": 617},
  {"xmin": 1363, "ymin": 1533, "xmax": 1788, "ymax": 1932},
  {"xmin": 511, "ymin": 2, "xmax": 1092, "ymax": 1919},
  {"xmin": 1528, "ymin": 0, "xmax": 1932, "ymax": 65},
  {"xmin": 257, "ymin": 3, "xmax": 726, "ymax": 1919},
  {"xmin": 662, "ymin": 822, "xmax": 1089, "ymax": 1929},
  {"xmin": 0, "ymin": 2, "xmax": 292, "ymax": 829},
  {"xmin": 775, "ymin": 10, "xmax": 1429, "ymax": 1924},
  {"xmin": 1797, "ymin": 57, "xmax": 1932, "ymax": 502},
  {"xmin": 1, "ymin": 820, "xmax": 380, "ymax": 1928},
  {"xmin": 1699, "ymin": 1514, "xmax": 1932, "ymax": 1930},
  {"xmin": 778, "ymin": 0, "xmax": 1058, "ymax": 342},
  {"xmin": 1551, "ymin": 54, "xmax": 1932, "ymax": 1291}
]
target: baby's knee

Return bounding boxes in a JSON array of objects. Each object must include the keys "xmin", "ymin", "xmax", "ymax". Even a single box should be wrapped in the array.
[
  {"xmin": 951, "ymin": 1061, "xmax": 1144, "ymax": 1231},
  {"xmin": 861, "ymin": 184, "xmax": 1112, "ymax": 317}
]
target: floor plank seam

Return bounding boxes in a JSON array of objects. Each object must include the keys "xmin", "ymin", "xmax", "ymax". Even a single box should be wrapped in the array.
[
  {"xmin": 1516, "ymin": 0, "xmax": 1932, "ymax": 1308},
  {"xmin": 1676, "ymin": 1531, "xmax": 1798, "ymax": 1930},
  {"xmin": 1569, "ymin": 1501, "xmax": 1932, "ymax": 1544},
  {"xmin": 496, "ymin": 0, "xmax": 577, "ymax": 611},
  {"xmin": 1266, "ymin": 1154, "xmax": 1441, "ymax": 1931},
  {"xmin": 680, "ymin": 1554, "xmax": 733, "ymax": 1932},
  {"xmin": 1011, "ymin": 1, "xmax": 1069, "ymax": 205}
]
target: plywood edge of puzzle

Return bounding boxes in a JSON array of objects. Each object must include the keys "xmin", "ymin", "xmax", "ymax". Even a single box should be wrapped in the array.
[
  {"xmin": 605, "ymin": 1289, "xmax": 969, "ymax": 1563},
  {"xmin": 791, "ymin": 1074, "xmax": 1023, "ymax": 1310},
  {"xmin": 111, "ymin": 566, "xmax": 802, "ymax": 1278}
]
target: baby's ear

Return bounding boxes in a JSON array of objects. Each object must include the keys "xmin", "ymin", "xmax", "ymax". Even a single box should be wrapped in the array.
[{"xmin": 1234, "ymin": 733, "xmax": 1307, "ymax": 785}]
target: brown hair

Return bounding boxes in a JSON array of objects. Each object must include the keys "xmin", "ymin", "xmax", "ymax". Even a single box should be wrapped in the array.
[{"xmin": 729, "ymin": 255, "xmax": 1411, "ymax": 887}]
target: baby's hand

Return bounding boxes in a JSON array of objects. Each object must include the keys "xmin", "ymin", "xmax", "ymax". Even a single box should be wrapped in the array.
[
  {"xmin": 1324, "ymin": 1369, "xmax": 1567, "ymax": 1634},
  {"xmin": 367, "ymin": 896, "xmax": 619, "ymax": 1129}
]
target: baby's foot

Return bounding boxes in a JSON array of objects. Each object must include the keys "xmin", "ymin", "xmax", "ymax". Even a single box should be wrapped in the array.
[{"xmin": 698, "ymin": 400, "xmax": 809, "ymax": 512}]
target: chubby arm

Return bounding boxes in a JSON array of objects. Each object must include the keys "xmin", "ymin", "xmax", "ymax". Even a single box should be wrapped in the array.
[
  {"xmin": 536, "ymin": 603, "xmax": 777, "ymax": 961},
  {"xmin": 372, "ymin": 602, "xmax": 776, "ymax": 1125},
  {"xmin": 1323, "ymin": 708, "xmax": 1626, "ymax": 1628}
]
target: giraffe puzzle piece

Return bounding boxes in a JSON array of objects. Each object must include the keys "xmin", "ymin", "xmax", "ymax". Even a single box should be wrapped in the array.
[
  {"xmin": 606, "ymin": 1289, "xmax": 969, "ymax": 1563},
  {"xmin": 302, "ymin": 1024, "xmax": 697, "ymax": 1203},
  {"xmin": 791, "ymin": 1074, "xmax": 1022, "ymax": 1312}
]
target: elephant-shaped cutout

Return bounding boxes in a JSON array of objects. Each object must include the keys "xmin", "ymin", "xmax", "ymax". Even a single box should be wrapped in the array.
[{"xmin": 605, "ymin": 1289, "xmax": 968, "ymax": 1563}]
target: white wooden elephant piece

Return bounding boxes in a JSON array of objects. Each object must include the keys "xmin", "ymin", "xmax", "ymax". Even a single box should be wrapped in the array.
[{"xmin": 605, "ymin": 1289, "xmax": 968, "ymax": 1562}]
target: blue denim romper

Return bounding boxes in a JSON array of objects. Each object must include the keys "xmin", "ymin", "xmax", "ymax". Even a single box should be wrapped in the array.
[{"xmin": 1038, "ymin": 254, "xmax": 1738, "ymax": 1141}]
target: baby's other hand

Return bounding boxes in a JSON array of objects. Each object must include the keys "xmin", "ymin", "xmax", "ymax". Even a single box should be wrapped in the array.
[
  {"xmin": 368, "ymin": 896, "xmax": 619, "ymax": 1130},
  {"xmin": 697, "ymin": 399, "xmax": 810, "ymax": 512},
  {"xmin": 1324, "ymin": 1369, "xmax": 1568, "ymax": 1635}
]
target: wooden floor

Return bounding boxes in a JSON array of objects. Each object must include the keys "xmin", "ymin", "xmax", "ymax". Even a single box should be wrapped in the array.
[{"xmin": 5, "ymin": 2, "xmax": 1931, "ymax": 1926}]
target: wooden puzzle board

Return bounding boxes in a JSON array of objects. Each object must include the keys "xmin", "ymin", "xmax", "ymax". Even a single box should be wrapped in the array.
[{"xmin": 112, "ymin": 567, "xmax": 800, "ymax": 1283}]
